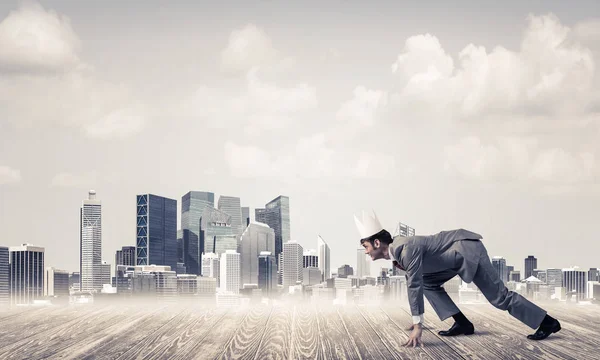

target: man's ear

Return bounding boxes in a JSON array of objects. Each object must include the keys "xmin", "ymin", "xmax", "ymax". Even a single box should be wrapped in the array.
[{"xmin": 374, "ymin": 239, "xmax": 381, "ymax": 249}]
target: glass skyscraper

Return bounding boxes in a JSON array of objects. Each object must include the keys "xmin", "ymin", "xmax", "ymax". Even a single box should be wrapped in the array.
[
  {"xmin": 200, "ymin": 207, "xmax": 238, "ymax": 260},
  {"xmin": 255, "ymin": 195, "xmax": 290, "ymax": 262},
  {"xmin": 525, "ymin": 255, "xmax": 537, "ymax": 279},
  {"xmin": 10, "ymin": 244, "xmax": 44, "ymax": 305},
  {"xmin": 136, "ymin": 194, "xmax": 177, "ymax": 271},
  {"xmin": 80, "ymin": 190, "xmax": 102, "ymax": 292},
  {"xmin": 181, "ymin": 191, "xmax": 214, "ymax": 275},
  {"xmin": 217, "ymin": 195, "xmax": 243, "ymax": 235}
]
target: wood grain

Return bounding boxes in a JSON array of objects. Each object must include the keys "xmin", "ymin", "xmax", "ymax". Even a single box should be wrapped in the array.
[{"xmin": 0, "ymin": 301, "xmax": 598, "ymax": 359}]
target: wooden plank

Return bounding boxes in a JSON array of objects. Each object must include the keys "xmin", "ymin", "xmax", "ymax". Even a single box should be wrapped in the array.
[
  {"xmin": 253, "ymin": 304, "xmax": 292, "ymax": 360},
  {"xmin": 291, "ymin": 305, "xmax": 325, "ymax": 360},
  {"xmin": 359, "ymin": 306, "xmax": 436, "ymax": 359},
  {"xmin": 170, "ymin": 306, "xmax": 245, "ymax": 360},
  {"xmin": 76, "ymin": 306, "xmax": 184, "ymax": 360},
  {"xmin": 314, "ymin": 306, "xmax": 361, "ymax": 360},
  {"xmin": 217, "ymin": 304, "xmax": 272, "ymax": 360},
  {"xmin": 387, "ymin": 303, "xmax": 556, "ymax": 360},
  {"xmin": 0, "ymin": 306, "xmax": 75, "ymax": 347},
  {"xmin": 10, "ymin": 306, "xmax": 139, "ymax": 359},
  {"xmin": 337, "ymin": 305, "xmax": 396, "ymax": 360},
  {"xmin": 467, "ymin": 304, "xmax": 594, "ymax": 360},
  {"xmin": 0, "ymin": 305, "xmax": 127, "ymax": 359},
  {"xmin": 0, "ymin": 305, "xmax": 117, "ymax": 357}
]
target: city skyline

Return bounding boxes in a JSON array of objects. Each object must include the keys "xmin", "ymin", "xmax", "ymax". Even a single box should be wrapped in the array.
[{"xmin": 1, "ymin": 1, "xmax": 600, "ymax": 275}]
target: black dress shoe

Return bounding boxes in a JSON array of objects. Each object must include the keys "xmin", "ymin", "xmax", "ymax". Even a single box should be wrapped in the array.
[
  {"xmin": 438, "ymin": 322, "xmax": 475, "ymax": 336},
  {"xmin": 527, "ymin": 316, "xmax": 561, "ymax": 340}
]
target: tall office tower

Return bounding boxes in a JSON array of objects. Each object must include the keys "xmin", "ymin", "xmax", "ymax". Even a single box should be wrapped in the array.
[
  {"xmin": 200, "ymin": 208, "xmax": 238, "ymax": 260},
  {"xmin": 135, "ymin": 194, "xmax": 177, "ymax": 271},
  {"xmin": 589, "ymin": 268, "xmax": 600, "ymax": 282},
  {"xmin": 338, "ymin": 265, "xmax": 354, "ymax": 278},
  {"xmin": 0, "ymin": 246, "xmax": 8, "ymax": 306},
  {"xmin": 181, "ymin": 191, "xmax": 214, "ymax": 276},
  {"xmin": 524, "ymin": 256, "xmax": 537, "ymax": 279},
  {"xmin": 239, "ymin": 222, "xmax": 275, "ymax": 287},
  {"xmin": 115, "ymin": 246, "xmax": 136, "ymax": 276},
  {"xmin": 546, "ymin": 268, "xmax": 563, "ymax": 293},
  {"xmin": 356, "ymin": 248, "xmax": 370, "ymax": 278},
  {"xmin": 10, "ymin": 244, "xmax": 44, "ymax": 305},
  {"xmin": 282, "ymin": 241, "xmax": 303, "ymax": 288},
  {"xmin": 44, "ymin": 267, "xmax": 69, "ymax": 297},
  {"xmin": 278, "ymin": 253, "xmax": 283, "ymax": 285},
  {"xmin": 241, "ymin": 207, "xmax": 250, "ymax": 227},
  {"xmin": 80, "ymin": 190, "xmax": 102, "ymax": 292},
  {"xmin": 220, "ymin": 250, "xmax": 240, "ymax": 294},
  {"xmin": 218, "ymin": 196, "xmax": 243, "ymax": 235},
  {"xmin": 562, "ymin": 267, "xmax": 587, "ymax": 301},
  {"xmin": 100, "ymin": 261, "xmax": 111, "ymax": 286},
  {"xmin": 255, "ymin": 195, "xmax": 290, "ymax": 264},
  {"xmin": 303, "ymin": 249, "xmax": 319, "ymax": 268},
  {"xmin": 202, "ymin": 253, "xmax": 220, "ymax": 287},
  {"xmin": 492, "ymin": 256, "xmax": 507, "ymax": 283},
  {"xmin": 177, "ymin": 229, "xmax": 183, "ymax": 263},
  {"xmin": 509, "ymin": 271, "xmax": 521, "ymax": 282},
  {"xmin": 318, "ymin": 235, "xmax": 331, "ymax": 282},
  {"xmin": 258, "ymin": 251, "xmax": 276, "ymax": 295},
  {"xmin": 506, "ymin": 265, "xmax": 514, "ymax": 283},
  {"xmin": 394, "ymin": 222, "xmax": 415, "ymax": 237}
]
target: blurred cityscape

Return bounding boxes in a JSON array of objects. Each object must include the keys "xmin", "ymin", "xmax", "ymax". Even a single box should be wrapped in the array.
[{"xmin": 1, "ymin": 190, "xmax": 598, "ymax": 309}]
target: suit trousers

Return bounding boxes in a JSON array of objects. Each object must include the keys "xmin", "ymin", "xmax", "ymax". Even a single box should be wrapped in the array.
[{"xmin": 423, "ymin": 241, "xmax": 547, "ymax": 329}]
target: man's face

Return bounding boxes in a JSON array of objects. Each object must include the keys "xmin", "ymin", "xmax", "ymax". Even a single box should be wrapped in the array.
[{"xmin": 362, "ymin": 239, "xmax": 387, "ymax": 261}]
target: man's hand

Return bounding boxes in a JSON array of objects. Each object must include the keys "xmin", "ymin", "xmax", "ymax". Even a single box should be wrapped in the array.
[{"xmin": 404, "ymin": 324, "xmax": 423, "ymax": 348}]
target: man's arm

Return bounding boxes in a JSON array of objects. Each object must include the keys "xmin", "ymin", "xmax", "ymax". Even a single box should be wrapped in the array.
[{"xmin": 403, "ymin": 244, "xmax": 425, "ymax": 323}]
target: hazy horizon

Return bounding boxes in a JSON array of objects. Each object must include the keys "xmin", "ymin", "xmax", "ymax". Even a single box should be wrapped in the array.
[{"xmin": 1, "ymin": 0, "xmax": 599, "ymax": 275}]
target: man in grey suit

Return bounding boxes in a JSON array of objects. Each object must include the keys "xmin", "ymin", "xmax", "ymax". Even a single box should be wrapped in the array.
[{"xmin": 354, "ymin": 210, "xmax": 561, "ymax": 347}]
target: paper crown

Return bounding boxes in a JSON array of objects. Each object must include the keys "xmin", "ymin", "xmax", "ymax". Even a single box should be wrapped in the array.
[{"xmin": 354, "ymin": 209, "xmax": 383, "ymax": 239}]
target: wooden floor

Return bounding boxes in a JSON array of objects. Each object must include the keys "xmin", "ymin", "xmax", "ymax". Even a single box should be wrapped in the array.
[{"xmin": 0, "ymin": 300, "xmax": 598, "ymax": 359}]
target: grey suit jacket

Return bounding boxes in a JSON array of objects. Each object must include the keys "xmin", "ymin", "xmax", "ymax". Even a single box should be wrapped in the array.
[{"xmin": 389, "ymin": 228, "xmax": 483, "ymax": 316}]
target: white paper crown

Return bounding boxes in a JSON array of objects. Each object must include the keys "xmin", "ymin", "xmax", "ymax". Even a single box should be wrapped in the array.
[{"xmin": 354, "ymin": 209, "xmax": 383, "ymax": 239}]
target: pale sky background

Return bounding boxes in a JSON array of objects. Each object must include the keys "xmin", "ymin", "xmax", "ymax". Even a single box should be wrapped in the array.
[{"xmin": 1, "ymin": 0, "xmax": 599, "ymax": 276}]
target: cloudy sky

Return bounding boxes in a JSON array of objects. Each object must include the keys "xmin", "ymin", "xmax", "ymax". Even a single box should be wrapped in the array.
[{"xmin": 1, "ymin": 0, "xmax": 599, "ymax": 276}]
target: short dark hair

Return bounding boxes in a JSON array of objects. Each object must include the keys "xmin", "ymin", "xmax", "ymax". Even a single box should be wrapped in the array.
[{"xmin": 360, "ymin": 229, "xmax": 393, "ymax": 246}]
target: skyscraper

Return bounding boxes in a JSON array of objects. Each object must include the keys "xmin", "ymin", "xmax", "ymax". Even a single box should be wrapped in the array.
[
  {"xmin": 10, "ymin": 244, "xmax": 44, "ymax": 305},
  {"xmin": 200, "ymin": 207, "xmax": 238, "ymax": 260},
  {"xmin": 0, "ymin": 246, "xmax": 9, "ymax": 306},
  {"xmin": 562, "ymin": 267, "xmax": 587, "ymax": 301},
  {"xmin": 283, "ymin": 241, "xmax": 303, "ymax": 288},
  {"xmin": 241, "ymin": 207, "xmax": 250, "ymax": 227},
  {"xmin": 258, "ymin": 251, "xmax": 276, "ymax": 294},
  {"xmin": 525, "ymin": 256, "xmax": 537, "ymax": 279},
  {"xmin": 136, "ymin": 194, "xmax": 177, "ymax": 270},
  {"xmin": 202, "ymin": 253, "xmax": 220, "ymax": 287},
  {"xmin": 394, "ymin": 222, "xmax": 415, "ymax": 237},
  {"xmin": 80, "ymin": 190, "xmax": 102, "ymax": 292},
  {"xmin": 218, "ymin": 195, "xmax": 243, "ymax": 235},
  {"xmin": 492, "ymin": 256, "xmax": 507, "ymax": 283},
  {"xmin": 181, "ymin": 191, "xmax": 214, "ymax": 276},
  {"xmin": 303, "ymin": 249, "xmax": 318, "ymax": 268},
  {"xmin": 44, "ymin": 267, "xmax": 69, "ymax": 297},
  {"xmin": 239, "ymin": 222, "xmax": 275, "ymax": 287},
  {"xmin": 220, "ymin": 250, "xmax": 240, "ymax": 294},
  {"xmin": 255, "ymin": 195, "xmax": 290, "ymax": 263},
  {"xmin": 317, "ymin": 235, "xmax": 331, "ymax": 282},
  {"xmin": 356, "ymin": 248, "xmax": 370, "ymax": 278},
  {"xmin": 115, "ymin": 246, "xmax": 136, "ymax": 275}
]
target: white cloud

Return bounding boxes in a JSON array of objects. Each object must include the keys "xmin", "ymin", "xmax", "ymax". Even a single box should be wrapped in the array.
[
  {"xmin": 0, "ymin": 1, "xmax": 81, "ymax": 74},
  {"xmin": 0, "ymin": 166, "xmax": 21, "ymax": 185},
  {"xmin": 390, "ymin": 14, "xmax": 597, "ymax": 124},
  {"xmin": 444, "ymin": 135, "xmax": 598, "ymax": 188},
  {"xmin": 0, "ymin": 2, "xmax": 146, "ymax": 139},
  {"xmin": 220, "ymin": 24, "xmax": 279, "ymax": 74},
  {"xmin": 185, "ymin": 68, "xmax": 317, "ymax": 133},
  {"xmin": 336, "ymin": 86, "xmax": 388, "ymax": 127}
]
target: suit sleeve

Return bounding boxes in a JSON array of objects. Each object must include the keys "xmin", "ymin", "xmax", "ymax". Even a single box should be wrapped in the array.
[{"xmin": 402, "ymin": 244, "xmax": 425, "ymax": 317}]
